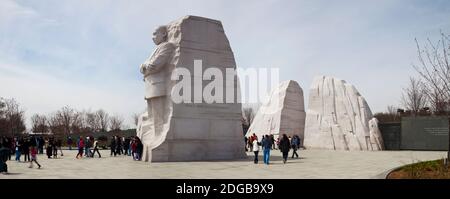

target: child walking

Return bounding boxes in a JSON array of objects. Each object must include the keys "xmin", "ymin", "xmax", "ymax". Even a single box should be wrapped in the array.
[{"xmin": 29, "ymin": 146, "xmax": 41, "ymax": 169}]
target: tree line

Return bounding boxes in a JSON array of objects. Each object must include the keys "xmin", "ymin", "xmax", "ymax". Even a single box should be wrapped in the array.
[{"xmin": 0, "ymin": 98, "xmax": 128, "ymax": 138}]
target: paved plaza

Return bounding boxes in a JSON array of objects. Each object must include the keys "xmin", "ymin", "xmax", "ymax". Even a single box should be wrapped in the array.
[{"xmin": 1, "ymin": 149, "xmax": 447, "ymax": 179}]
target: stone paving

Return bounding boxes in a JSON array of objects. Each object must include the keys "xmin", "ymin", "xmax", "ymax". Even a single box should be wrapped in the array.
[{"xmin": 1, "ymin": 149, "xmax": 446, "ymax": 179}]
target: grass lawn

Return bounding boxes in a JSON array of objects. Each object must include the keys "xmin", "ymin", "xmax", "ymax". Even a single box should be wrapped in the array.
[{"xmin": 387, "ymin": 159, "xmax": 450, "ymax": 179}]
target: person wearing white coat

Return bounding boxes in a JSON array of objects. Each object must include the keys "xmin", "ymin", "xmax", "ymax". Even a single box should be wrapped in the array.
[{"xmin": 252, "ymin": 137, "xmax": 260, "ymax": 164}]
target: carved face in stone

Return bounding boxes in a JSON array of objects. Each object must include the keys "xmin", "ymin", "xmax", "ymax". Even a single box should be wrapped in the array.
[{"xmin": 152, "ymin": 26, "xmax": 167, "ymax": 45}]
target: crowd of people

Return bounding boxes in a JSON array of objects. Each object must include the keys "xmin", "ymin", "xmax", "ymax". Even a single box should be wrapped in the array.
[
  {"xmin": 0, "ymin": 134, "xmax": 146, "ymax": 174},
  {"xmin": 0, "ymin": 135, "xmax": 48, "ymax": 173},
  {"xmin": 1, "ymin": 132, "xmax": 304, "ymax": 175},
  {"xmin": 73, "ymin": 135, "xmax": 144, "ymax": 161},
  {"xmin": 245, "ymin": 133, "xmax": 301, "ymax": 165}
]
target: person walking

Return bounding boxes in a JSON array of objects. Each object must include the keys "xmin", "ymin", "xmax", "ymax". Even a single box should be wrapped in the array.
[
  {"xmin": 76, "ymin": 137, "xmax": 84, "ymax": 159},
  {"xmin": 291, "ymin": 135, "xmax": 299, "ymax": 158},
  {"xmin": 130, "ymin": 137, "xmax": 137, "ymax": 159},
  {"xmin": 29, "ymin": 146, "xmax": 41, "ymax": 169},
  {"xmin": 110, "ymin": 136, "xmax": 116, "ymax": 157},
  {"xmin": 252, "ymin": 136, "xmax": 259, "ymax": 164},
  {"xmin": 84, "ymin": 137, "xmax": 91, "ymax": 157},
  {"xmin": 124, "ymin": 137, "xmax": 130, "ymax": 156},
  {"xmin": 91, "ymin": 139, "xmax": 101, "ymax": 158},
  {"xmin": 51, "ymin": 137, "xmax": 58, "ymax": 159},
  {"xmin": 22, "ymin": 137, "xmax": 30, "ymax": 162},
  {"xmin": 0, "ymin": 141, "xmax": 10, "ymax": 174},
  {"xmin": 135, "ymin": 137, "xmax": 143, "ymax": 161},
  {"xmin": 14, "ymin": 137, "xmax": 21, "ymax": 162},
  {"xmin": 56, "ymin": 139, "xmax": 63, "ymax": 156},
  {"xmin": 279, "ymin": 134, "xmax": 291, "ymax": 164},
  {"xmin": 116, "ymin": 136, "xmax": 122, "ymax": 156},
  {"xmin": 262, "ymin": 135, "xmax": 272, "ymax": 165},
  {"xmin": 270, "ymin": 134, "xmax": 276, "ymax": 150},
  {"xmin": 67, "ymin": 136, "xmax": 73, "ymax": 150},
  {"xmin": 45, "ymin": 138, "xmax": 53, "ymax": 159},
  {"xmin": 38, "ymin": 137, "xmax": 44, "ymax": 154}
]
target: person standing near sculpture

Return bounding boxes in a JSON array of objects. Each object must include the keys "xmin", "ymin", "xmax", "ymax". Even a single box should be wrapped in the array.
[
  {"xmin": 262, "ymin": 135, "xmax": 272, "ymax": 165},
  {"xmin": 139, "ymin": 25, "xmax": 175, "ymax": 161},
  {"xmin": 279, "ymin": 134, "xmax": 291, "ymax": 164},
  {"xmin": 252, "ymin": 136, "xmax": 259, "ymax": 164},
  {"xmin": 135, "ymin": 137, "xmax": 143, "ymax": 161},
  {"xmin": 291, "ymin": 135, "xmax": 300, "ymax": 158}
]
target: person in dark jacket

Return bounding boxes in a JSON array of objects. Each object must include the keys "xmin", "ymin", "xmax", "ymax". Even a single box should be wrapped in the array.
[
  {"xmin": 135, "ymin": 137, "xmax": 143, "ymax": 161},
  {"xmin": 38, "ymin": 137, "xmax": 45, "ymax": 154},
  {"xmin": 110, "ymin": 136, "xmax": 117, "ymax": 157},
  {"xmin": 279, "ymin": 134, "xmax": 291, "ymax": 164},
  {"xmin": 46, "ymin": 138, "xmax": 53, "ymax": 159},
  {"xmin": 0, "ymin": 140, "xmax": 10, "ymax": 173},
  {"xmin": 262, "ymin": 135, "xmax": 272, "ymax": 165},
  {"xmin": 22, "ymin": 137, "xmax": 30, "ymax": 162},
  {"xmin": 67, "ymin": 136, "xmax": 73, "ymax": 150},
  {"xmin": 123, "ymin": 137, "xmax": 130, "ymax": 156},
  {"xmin": 291, "ymin": 135, "xmax": 300, "ymax": 158}
]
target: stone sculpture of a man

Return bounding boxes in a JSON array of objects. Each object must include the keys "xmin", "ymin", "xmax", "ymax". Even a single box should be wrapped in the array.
[{"xmin": 139, "ymin": 26, "xmax": 175, "ymax": 147}]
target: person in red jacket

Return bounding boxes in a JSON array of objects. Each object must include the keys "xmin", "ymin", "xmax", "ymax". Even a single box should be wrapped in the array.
[
  {"xmin": 29, "ymin": 146, "xmax": 41, "ymax": 169},
  {"xmin": 131, "ymin": 137, "xmax": 137, "ymax": 160},
  {"xmin": 76, "ymin": 137, "xmax": 84, "ymax": 159}
]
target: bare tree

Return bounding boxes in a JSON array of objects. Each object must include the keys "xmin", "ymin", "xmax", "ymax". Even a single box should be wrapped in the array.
[
  {"xmin": 422, "ymin": 78, "xmax": 447, "ymax": 114},
  {"xmin": 31, "ymin": 114, "xmax": 48, "ymax": 133},
  {"xmin": 109, "ymin": 115, "xmax": 124, "ymax": 132},
  {"xmin": 413, "ymin": 32, "xmax": 450, "ymax": 164},
  {"xmin": 96, "ymin": 109, "xmax": 109, "ymax": 132},
  {"xmin": 71, "ymin": 111, "xmax": 84, "ymax": 134},
  {"xmin": 0, "ymin": 98, "xmax": 6, "ymax": 136},
  {"xmin": 373, "ymin": 105, "xmax": 402, "ymax": 123},
  {"xmin": 387, "ymin": 105, "xmax": 398, "ymax": 115},
  {"xmin": 0, "ymin": 98, "xmax": 5, "ymax": 117},
  {"xmin": 59, "ymin": 106, "xmax": 75, "ymax": 136},
  {"xmin": 46, "ymin": 106, "xmax": 76, "ymax": 137},
  {"xmin": 85, "ymin": 110, "xmax": 100, "ymax": 132},
  {"xmin": 132, "ymin": 113, "xmax": 140, "ymax": 127},
  {"xmin": 401, "ymin": 77, "xmax": 428, "ymax": 115},
  {"xmin": 47, "ymin": 112, "xmax": 64, "ymax": 136},
  {"xmin": 1, "ymin": 98, "xmax": 26, "ymax": 136},
  {"xmin": 242, "ymin": 107, "xmax": 255, "ymax": 127}
]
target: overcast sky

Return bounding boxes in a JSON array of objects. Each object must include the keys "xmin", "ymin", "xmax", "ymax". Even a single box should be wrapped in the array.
[{"xmin": 1, "ymin": 0, "xmax": 450, "ymax": 128}]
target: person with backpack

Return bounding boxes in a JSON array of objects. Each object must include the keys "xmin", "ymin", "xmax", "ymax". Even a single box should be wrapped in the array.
[{"xmin": 262, "ymin": 135, "xmax": 272, "ymax": 165}]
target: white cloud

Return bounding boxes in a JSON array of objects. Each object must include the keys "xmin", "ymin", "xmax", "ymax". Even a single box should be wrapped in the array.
[
  {"xmin": 0, "ymin": 62, "xmax": 144, "ymax": 128},
  {"xmin": 1, "ymin": 0, "xmax": 450, "ymax": 130}
]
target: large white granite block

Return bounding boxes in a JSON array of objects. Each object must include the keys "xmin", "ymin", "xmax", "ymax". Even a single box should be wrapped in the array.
[
  {"xmin": 303, "ymin": 76, "xmax": 384, "ymax": 150},
  {"xmin": 246, "ymin": 80, "xmax": 306, "ymax": 141}
]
